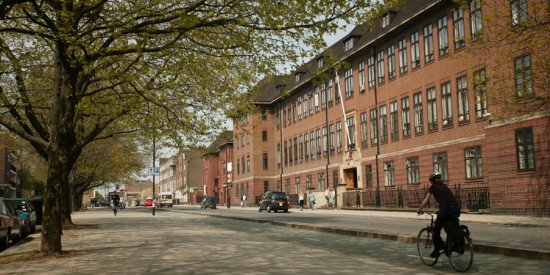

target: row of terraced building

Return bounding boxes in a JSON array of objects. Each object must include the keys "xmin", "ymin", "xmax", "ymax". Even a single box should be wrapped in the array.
[{"xmin": 200, "ymin": 0, "xmax": 549, "ymax": 216}]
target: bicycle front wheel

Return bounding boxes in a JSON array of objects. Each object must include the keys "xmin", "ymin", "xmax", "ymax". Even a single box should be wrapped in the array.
[
  {"xmin": 447, "ymin": 228, "xmax": 473, "ymax": 273},
  {"xmin": 417, "ymin": 227, "xmax": 438, "ymax": 266}
]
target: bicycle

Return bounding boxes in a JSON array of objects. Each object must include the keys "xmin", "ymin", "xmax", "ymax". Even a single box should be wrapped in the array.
[{"xmin": 417, "ymin": 211, "xmax": 474, "ymax": 273}]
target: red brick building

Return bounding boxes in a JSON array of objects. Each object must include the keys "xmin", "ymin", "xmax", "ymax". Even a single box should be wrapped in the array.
[
  {"xmin": 202, "ymin": 131, "xmax": 233, "ymax": 206},
  {"xmin": 229, "ymin": 0, "xmax": 549, "ymax": 216}
]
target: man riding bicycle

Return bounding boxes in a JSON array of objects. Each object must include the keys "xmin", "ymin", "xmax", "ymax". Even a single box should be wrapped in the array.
[
  {"xmin": 418, "ymin": 173, "xmax": 461, "ymax": 258},
  {"xmin": 112, "ymin": 191, "xmax": 121, "ymax": 216}
]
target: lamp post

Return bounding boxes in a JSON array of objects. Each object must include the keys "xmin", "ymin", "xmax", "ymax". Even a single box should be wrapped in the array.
[{"xmin": 152, "ymin": 130, "xmax": 156, "ymax": 216}]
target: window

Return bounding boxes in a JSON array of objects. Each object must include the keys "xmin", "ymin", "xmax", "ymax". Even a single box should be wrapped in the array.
[
  {"xmin": 310, "ymin": 131, "xmax": 315, "ymax": 159},
  {"xmin": 515, "ymin": 55, "xmax": 532, "ymax": 97},
  {"xmin": 303, "ymin": 94, "xmax": 308, "ymax": 118},
  {"xmin": 438, "ymin": 16, "xmax": 449, "ymax": 56},
  {"xmin": 318, "ymin": 173, "xmax": 325, "ymax": 191},
  {"xmin": 335, "ymin": 76, "xmax": 341, "ymax": 102},
  {"xmin": 315, "ymin": 87, "xmax": 320, "ymax": 112},
  {"xmin": 275, "ymin": 107, "xmax": 280, "ymax": 129},
  {"xmin": 367, "ymin": 55, "xmax": 376, "ymax": 88},
  {"xmin": 387, "ymin": 45, "xmax": 396, "ymax": 79},
  {"xmin": 292, "ymin": 98, "xmax": 297, "ymax": 122},
  {"xmin": 345, "ymin": 68, "xmax": 354, "ymax": 98},
  {"xmin": 465, "ymin": 146, "xmax": 483, "ymax": 179},
  {"xmin": 358, "ymin": 61, "xmax": 366, "ymax": 92},
  {"xmin": 306, "ymin": 175, "xmax": 312, "ymax": 189},
  {"xmin": 453, "ymin": 6, "xmax": 466, "ymax": 49},
  {"xmin": 377, "ymin": 50, "xmax": 385, "ymax": 83},
  {"xmin": 365, "ymin": 165, "xmax": 373, "ymax": 188},
  {"xmin": 433, "ymin": 152, "xmax": 449, "ymax": 181},
  {"xmin": 516, "ymin": 127, "xmax": 535, "ymax": 171},
  {"xmin": 398, "ymin": 38, "xmax": 408, "ymax": 74},
  {"xmin": 370, "ymin": 108, "xmax": 379, "ymax": 145},
  {"xmin": 427, "ymin": 87, "xmax": 438, "ymax": 131},
  {"xmin": 277, "ymin": 143, "xmax": 281, "ymax": 168},
  {"xmin": 237, "ymin": 159, "xmax": 240, "ymax": 175},
  {"xmin": 328, "ymin": 79, "xmax": 334, "ymax": 104},
  {"xmin": 285, "ymin": 179, "xmax": 290, "ymax": 194},
  {"xmin": 322, "ymin": 127, "xmax": 328, "ymax": 156},
  {"xmin": 333, "ymin": 170, "xmax": 339, "ymax": 189},
  {"xmin": 474, "ymin": 69, "xmax": 488, "ymax": 118},
  {"xmin": 382, "ymin": 13, "xmax": 391, "ymax": 28},
  {"xmin": 263, "ymin": 181, "xmax": 269, "ymax": 193},
  {"xmin": 329, "ymin": 124, "xmax": 335, "ymax": 154},
  {"xmin": 294, "ymin": 137, "xmax": 298, "ymax": 163},
  {"xmin": 316, "ymin": 129, "xmax": 321, "ymax": 158},
  {"xmin": 511, "ymin": 0, "xmax": 528, "ymax": 26},
  {"xmin": 263, "ymin": 153, "xmax": 268, "ymax": 170},
  {"xmin": 299, "ymin": 135, "xmax": 304, "ymax": 162},
  {"xmin": 344, "ymin": 38, "xmax": 353, "ymax": 51},
  {"xmin": 304, "ymin": 133, "xmax": 309, "ymax": 160},
  {"xmin": 410, "ymin": 32, "xmax": 420, "ymax": 69},
  {"xmin": 457, "ymin": 76, "xmax": 470, "ymax": 123},
  {"xmin": 246, "ymin": 155, "xmax": 250, "ymax": 172},
  {"xmin": 380, "ymin": 105, "xmax": 388, "ymax": 143},
  {"xmin": 295, "ymin": 178, "xmax": 301, "ymax": 193},
  {"xmin": 360, "ymin": 112, "xmax": 368, "ymax": 148},
  {"xmin": 318, "ymin": 57, "xmax": 324, "ymax": 68},
  {"xmin": 401, "ymin": 97, "xmax": 411, "ymax": 137},
  {"xmin": 288, "ymin": 139, "xmax": 293, "ymax": 165},
  {"xmin": 441, "ymin": 82, "xmax": 453, "ymax": 127},
  {"xmin": 262, "ymin": 130, "xmax": 267, "ymax": 141},
  {"xmin": 470, "ymin": 0, "xmax": 482, "ymax": 40},
  {"xmin": 321, "ymin": 83, "xmax": 327, "ymax": 109},
  {"xmin": 424, "ymin": 24, "xmax": 434, "ymax": 62},
  {"xmin": 390, "ymin": 101, "xmax": 399, "ymax": 141},
  {"xmin": 347, "ymin": 116, "xmax": 356, "ymax": 150},
  {"xmin": 297, "ymin": 97, "xmax": 302, "ymax": 120},
  {"xmin": 242, "ymin": 156, "xmax": 245, "ymax": 173},
  {"xmin": 309, "ymin": 91, "xmax": 314, "ymax": 114},
  {"xmin": 284, "ymin": 141, "xmax": 288, "ymax": 166},
  {"xmin": 413, "ymin": 92, "xmax": 424, "ymax": 134},
  {"xmin": 384, "ymin": 161, "xmax": 395, "ymax": 187},
  {"xmin": 406, "ymin": 157, "xmax": 420, "ymax": 184},
  {"xmin": 336, "ymin": 122, "xmax": 343, "ymax": 153}
]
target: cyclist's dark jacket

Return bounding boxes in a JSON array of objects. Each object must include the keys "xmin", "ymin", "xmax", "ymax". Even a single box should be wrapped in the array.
[
  {"xmin": 112, "ymin": 195, "xmax": 120, "ymax": 206},
  {"xmin": 429, "ymin": 183, "xmax": 458, "ymax": 208}
]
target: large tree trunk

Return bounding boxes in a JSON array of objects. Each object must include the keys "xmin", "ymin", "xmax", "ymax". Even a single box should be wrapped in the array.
[{"xmin": 41, "ymin": 156, "xmax": 63, "ymax": 254}]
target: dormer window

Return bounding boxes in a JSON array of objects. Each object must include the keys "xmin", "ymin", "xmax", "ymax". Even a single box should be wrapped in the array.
[
  {"xmin": 344, "ymin": 38, "xmax": 354, "ymax": 51},
  {"xmin": 383, "ymin": 13, "xmax": 391, "ymax": 28},
  {"xmin": 295, "ymin": 72, "xmax": 305, "ymax": 82},
  {"xmin": 318, "ymin": 57, "xmax": 324, "ymax": 68}
]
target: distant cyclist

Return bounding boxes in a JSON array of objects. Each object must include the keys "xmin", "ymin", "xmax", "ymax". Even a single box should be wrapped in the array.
[
  {"xmin": 418, "ymin": 173, "xmax": 461, "ymax": 258},
  {"xmin": 112, "ymin": 191, "xmax": 121, "ymax": 216}
]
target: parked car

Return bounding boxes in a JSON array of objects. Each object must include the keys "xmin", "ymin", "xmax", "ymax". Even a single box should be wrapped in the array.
[
  {"xmin": 30, "ymin": 196, "xmax": 43, "ymax": 225},
  {"xmin": 98, "ymin": 200, "xmax": 109, "ymax": 207},
  {"xmin": 258, "ymin": 191, "xmax": 289, "ymax": 213},
  {"xmin": 0, "ymin": 197, "xmax": 23, "ymax": 251},
  {"xmin": 6, "ymin": 198, "xmax": 37, "ymax": 237},
  {"xmin": 143, "ymin": 198, "xmax": 153, "ymax": 207},
  {"xmin": 200, "ymin": 197, "xmax": 216, "ymax": 209}
]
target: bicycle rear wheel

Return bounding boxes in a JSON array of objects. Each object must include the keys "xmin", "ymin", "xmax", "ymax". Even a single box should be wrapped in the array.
[
  {"xmin": 447, "ymin": 226, "xmax": 473, "ymax": 273},
  {"xmin": 417, "ymin": 227, "xmax": 438, "ymax": 266}
]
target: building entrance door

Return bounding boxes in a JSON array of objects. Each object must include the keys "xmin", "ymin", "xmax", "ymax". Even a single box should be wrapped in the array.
[{"xmin": 343, "ymin": 167, "xmax": 358, "ymax": 189}]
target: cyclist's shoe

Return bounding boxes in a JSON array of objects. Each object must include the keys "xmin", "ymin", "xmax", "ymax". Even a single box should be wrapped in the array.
[{"xmin": 430, "ymin": 250, "xmax": 440, "ymax": 258}]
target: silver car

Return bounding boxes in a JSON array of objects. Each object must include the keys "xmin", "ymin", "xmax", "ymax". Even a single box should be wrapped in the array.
[{"xmin": 0, "ymin": 197, "xmax": 23, "ymax": 251}]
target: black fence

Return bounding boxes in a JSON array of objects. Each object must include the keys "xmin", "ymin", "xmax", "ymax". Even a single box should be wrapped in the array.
[{"xmin": 342, "ymin": 184, "xmax": 490, "ymax": 212}]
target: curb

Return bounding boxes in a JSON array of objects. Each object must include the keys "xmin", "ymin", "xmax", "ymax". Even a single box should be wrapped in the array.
[{"xmin": 184, "ymin": 210, "xmax": 550, "ymax": 262}]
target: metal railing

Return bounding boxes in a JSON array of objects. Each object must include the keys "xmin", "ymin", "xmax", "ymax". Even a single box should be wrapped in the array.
[{"xmin": 342, "ymin": 184, "xmax": 490, "ymax": 211}]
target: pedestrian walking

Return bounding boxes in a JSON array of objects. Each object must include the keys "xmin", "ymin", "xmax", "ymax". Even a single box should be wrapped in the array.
[
  {"xmin": 298, "ymin": 192, "xmax": 305, "ymax": 211},
  {"xmin": 309, "ymin": 193, "xmax": 316, "ymax": 210},
  {"xmin": 324, "ymin": 189, "xmax": 330, "ymax": 208},
  {"xmin": 331, "ymin": 188, "xmax": 336, "ymax": 208},
  {"xmin": 241, "ymin": 194, "xmax": 247, "ymax": 208},
  {"xmin": 111, "ymin": 191, "xmax": 120, "ymax": 216}
]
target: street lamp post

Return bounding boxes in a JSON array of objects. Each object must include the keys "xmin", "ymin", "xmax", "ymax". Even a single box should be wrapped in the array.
[{"xmin": 152, "ymin": 133, "xmax": 156, "ymax": 216}]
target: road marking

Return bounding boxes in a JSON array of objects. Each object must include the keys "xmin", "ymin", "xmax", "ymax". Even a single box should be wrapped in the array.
[{"xmin": 305, "ymin": 238, "xmax": 320, "ymax": 242}]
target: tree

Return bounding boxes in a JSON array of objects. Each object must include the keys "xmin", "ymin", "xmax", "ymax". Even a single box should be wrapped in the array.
[{"xmin": 0, "ymin": 0, "xmax": 387, "ymax": 254}]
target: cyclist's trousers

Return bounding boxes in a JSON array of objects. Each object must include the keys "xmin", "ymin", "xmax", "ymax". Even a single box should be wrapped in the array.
[{"xmin": 434, "ymin": 206, "xmax": 461, "ymax": 251}]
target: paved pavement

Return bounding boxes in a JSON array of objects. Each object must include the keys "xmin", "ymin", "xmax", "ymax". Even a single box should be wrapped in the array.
[{"xmin": 1, "ymin": 205, "xmax": 549, "ymax": 274}]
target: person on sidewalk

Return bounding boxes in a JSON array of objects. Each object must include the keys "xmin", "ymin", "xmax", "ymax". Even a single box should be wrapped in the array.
[
  {"xmin": 418, "ymin": 172, "xmax": 461, "ymax": 258},
  {"xmin": 112, "ymin": 191, "xmax": 120, "ymax": 216},
  {"xmin": 309, "ymin": 192, "xmax": 316, "ymax": 210},
  {"xmin": 324, "ymin": 189, "xmax": 330, "ymax": 208},
  {"xmin": 298, "ymin": 192, "xmax": 305, "ymax": 211},
  {"xmin": 241, "ymin": 194, "xmax": 247, "ymax": 208},
  {"xmin": 331, "ymin": 188, "xmax": 336, "ymax": 208}
]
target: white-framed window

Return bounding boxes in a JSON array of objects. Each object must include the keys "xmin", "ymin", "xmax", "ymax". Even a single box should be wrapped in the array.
[
  {"xmin": 427, "ymin": 87, "xmax": 438, "ymax": 131},
  {"xmin": 457, "ymin": 76, "xmax": 470, "ymax": 123},
  {"xmin": 441, "ymin": 82, "xmax": 453, "ymax": 127},
  {"xmin": 511, "ymin": 0, "xmax": 528, "ymax": 26},
  {"xmin": 387, "ymin": 45, "xmax": 396, "ymax": 79},
  {"xmin": 401, "ymin": 97, "xmax": 411, "ymax": 137},
  {"xmin": 469, "ymin": 0, "xmax": 483, "ymax": 41},
  {"xmin": 398, "ymin": 38, "xmax": 408, "ymax": 74},
  {"xmin": 438, "ymin": 16, "xmax": 449, "ymax": 56},
  {"xmin": 410, "ymin": 32, "xmax": 420, "ymax": 69},
  {"xmin": 424, "ymin": 24, "xmax": 434, "ymax": 62},
  {"xmin": 377, "ymin": 50, "xmax": 385, "ymax": 83}
]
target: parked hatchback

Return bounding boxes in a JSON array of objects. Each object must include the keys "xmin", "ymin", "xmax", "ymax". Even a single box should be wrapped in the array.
[
  {"xmin": 258, "ymin": 191, "xmax": 289, "ymax": 213},
  {"xmin": 0, "ymin": 197, "xmax": 23, "ymax": 251},
  {"xmin": 6, "ymin": 198, "xmax": 37, "ymax": 237},
  {"xmin": 200, "ymin": 197, "xmax": 217, "ymax": 209}
]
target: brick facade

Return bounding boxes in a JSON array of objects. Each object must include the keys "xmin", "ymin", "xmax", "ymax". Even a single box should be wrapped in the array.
[{"xmin": 227, "ymin": 0, "xmax": 550, "ymax": 216}]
